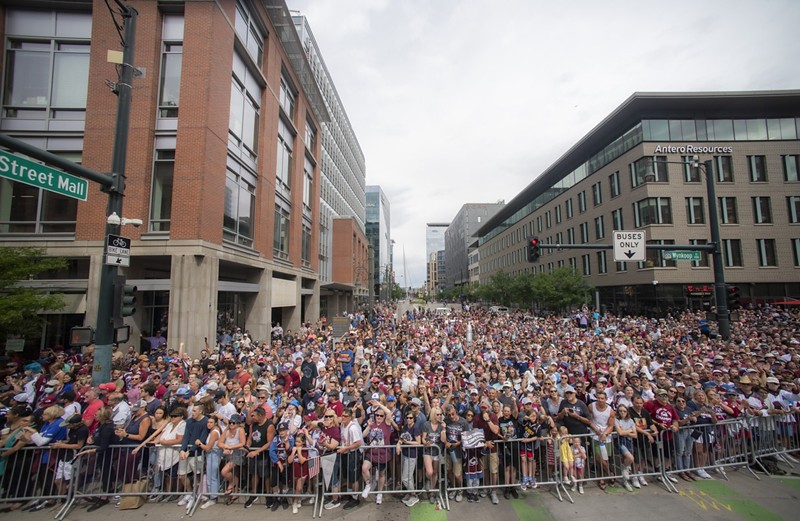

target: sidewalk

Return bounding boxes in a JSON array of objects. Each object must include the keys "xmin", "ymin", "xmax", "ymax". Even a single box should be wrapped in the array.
[{"xmin": 11, "ymin": 470, "xmax": 797, "ymax": 521}]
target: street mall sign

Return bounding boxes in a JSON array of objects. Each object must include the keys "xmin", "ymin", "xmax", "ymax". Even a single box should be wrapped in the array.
[{"xmin": 0, "ymin": 149, "xmax": 88, "ymax": 201}]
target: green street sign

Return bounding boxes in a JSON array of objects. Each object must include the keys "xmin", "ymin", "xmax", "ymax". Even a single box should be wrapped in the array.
[
  {"xmin": 663, "ymin": 250, "xmax": 702, "ymax": 261},
  {"xmin": 0, "ymin": 149, "xmax": 88, "ymax": 201}
]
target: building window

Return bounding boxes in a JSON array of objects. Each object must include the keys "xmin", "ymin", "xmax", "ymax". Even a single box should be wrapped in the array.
[
  {"xmin": 631, "ymin": 156, "xmax": 668, "ymax": 187},
  {"xmin": 149, "ymin": 149, "xmax": 174, "ymax": 232},
  {"xmin": 303, "ymin": 156, "xmax": 313, "ymax": 213},
  {"xmin": 718, "ymin": 197, "xmax": 738, "ymax": 224},
  {"xmin": 715, "ymin": 155, "xmax": 734, "ymax": 182},
  {"xmin": 609, "ymin": 171, "xmax": 620, "ymax": 198},
  {"xmin": 685, "ymin": 197, "xmax": 705, "ymax": 224},
  {"xmin": 752, "ymin": 197, "xmax": 772, "ymax": 224},
  {"xmin": 234, "ymin": 0, "xmax": 264, "ymax": 65},
  {"xmin": 223, "ymin": 167, "xmax": 256, "ymax": 247},
  {"xmin": 722, "ymin": 239, "xmax": 743, "ymax": 267},
  {"xmin": 611, "ymin": 208, "xmax": 624, "ymax": 231},
  {"xmin": 640, "ymin": 240, "xmax": 676, "ymax": 269},
  {"xmin": 536, "ymin": 216, "xmax": 542, "ymax": 233},
  {"xmin": 555, "ymin": 232, "xmax": 563, "ymax": 245},
  {"xmin": 277, "ymin": 119, "xmax": 293, "ymax": 191},
  {"xmin": 682, "ymin": 155, "xmax": 700, "ymax": 182},
  {"xmin": 580, "ymin": 222, "xmax": 589, "ymax": 243},
  {"xmin": 157, "ymin": 15, "xmax": 183, "ymax": 118},
  {"xmin": 305, "ymin": 117, "xmax": 317, "ymax": 152},
  {"xmin": 582, "ymin": 254, "xmax": 591, "ymax": 276},
  {"xmin": 578, "ymin": 191, "xmax": 586, "ymax": 213},
  {"xmin": 597, "ymin": 251, "xmax": 607, "ymax": 274},
  {"xmin": 756, "ymin": 239, "xmax": 777, "ymax": 267},
  {"xmin": 793, "ymin": 239, "xmax": 800, "ymax": 267},
  {"xmin": 229, "ymin": 52, "xmax": 261, "ymax": 160},
  {"xmin": 567, "ymin": 227, "xmax": 575, "ymax": 244},
  {"xmin": 301, "ymin": 221, "xmax": 312, "ymax": 267},
  {"xmin": 273, "ymin": 199, "xmax": 290, "ymax": 259},
  {"xmin": 616, "ymin": 261, "xmax": 627, "ymax": 272},
  {"xmin": 594, "ymin": 215, "xmax": 605, "ymax": 240},
  {"xmin": 592, "ymin": 182, "xmax": 602, "ymax": 206},
  {"xmin": 555, "ymin": 205, "xmax": 562, "ymax": 224},
  {"xmin": 634, "ymin": 198, "xmax": 672, "ymax": 227},
  {"xmin": 569, "ymin": 257, "xmax": 577, "ymax": 270},
  {"xmin": 279, "ymin": 75, "xmax": 296, "ymax": 120},
  {"xmin": 545, "ymin": 211, "xmax": 552, "ymax": 229},
  {"xmin": 689, "ymin": 239, "xmax": 710, "ymax": 267},
  {"xmin": 0, "ymin": 150, "xmax": 80, "ymax": 234},
  {"xmin": 748, "ymin": 155, "xmax": 768, "ymax": 182},
  {"xmin": 783, "ymin": 155, "xmax": 799, "ymax": 182},
  {"xmin": 3, "ymin": 10, "xmax": 92, "ymax": 121},
  {"xmin": 565, "ymin": 198, "xmax": 573, "ymax": 219},
  {"xmin": 788, "ymin": 196, "xmax": 800, "ymax": 224}
]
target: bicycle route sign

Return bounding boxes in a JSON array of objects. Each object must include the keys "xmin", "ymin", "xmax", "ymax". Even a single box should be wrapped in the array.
[{"xmin": 105, "ymin": 234, "xmax": 131, "ymax": 267}]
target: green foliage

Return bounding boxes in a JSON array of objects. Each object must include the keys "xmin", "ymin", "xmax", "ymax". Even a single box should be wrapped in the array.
[
  {"xmin": 0, "ymin": 248, "xmax": 67, "ymax": 337},
  {"xmin": 472, "ymin": 267, "xmax": 590, "ymax": 312}
]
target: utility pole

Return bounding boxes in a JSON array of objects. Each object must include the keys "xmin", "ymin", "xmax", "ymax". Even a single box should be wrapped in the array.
[
  {"xmin": 703, "ymin": 159, "xmax": 730, "ymax": 341},
  {"xmin": 93, "ymin": 4, "xmax": 138, "ymax": 385}
]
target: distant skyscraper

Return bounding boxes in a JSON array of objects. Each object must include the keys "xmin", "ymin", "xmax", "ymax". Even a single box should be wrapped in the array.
[
  {"xmin": 426, "ymin": 223, "xmax": 448, "ymax": 294},
  {"xmin": 444, "ymin": 202, "xmax": 504, "ymax": 290},
  {"xmin": 366, "ymin": 186, "xmax": 391, "ymax": 300}
]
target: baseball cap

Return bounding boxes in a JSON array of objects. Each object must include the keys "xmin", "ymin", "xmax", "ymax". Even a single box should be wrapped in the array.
[
  {"xmin": 98, "ymin": 383, "xmax": 116, "ymax": 392},
  {"xmin": 62, "ymin": 414, "xmax": 83, "ymax": 427},
  {"xmin": 766, "ymin": 376, "xmax": 780, "ymax": 384},
  {"xmin": 130, "ymin": 399, "xmax": 147, "ymax": 411},
  {"xmin": 386, "ymin": 394, "xmax": 396, "ymax": 402},
  {"xmin": 521, "ymin": 397, "xmax": 532, "ymax": 405},
  {"xmin": 410, "ymin": 397, "xmax": 423, "ymax": 406},
  {"xmin": 371, "ymin": 392, "xmax": 380, "ymax": 401},
  {"xmin": 656, "ymin": 388, "xmax": 669, "ymax": 396},
  {"xmin": 564, "ymin": 385, "xmax": 576, "ymax": 393},
  {"xmin": 278, "ymin": 422, "xmax": 289, "ymax": 431}
]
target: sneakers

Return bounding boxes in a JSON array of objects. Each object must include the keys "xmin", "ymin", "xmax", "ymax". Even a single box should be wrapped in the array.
[
  {"xmin": 696, "ymin": 469, "xmax": 712, "ymax": 479},
  {"xmin": 185, "ymin": 497, "xmax": 194, "ymax": 512},
  {"xmin": 343, "ymin": 498, "xmax": 360, "ymax": 510},
  {"xmin": 455, "ymin": 491, "xmax": 463, "ymax": 502},
  {"xmin": 503, "ymin": 490, "xmax": 510, "ymax": 500},
  {"xmin": 404, "ymin": 495, "xmax": 419, "ymax": 507},
  {"xmin": 429, "ymin": 493, "xmax": 436, "ymax": 504},
  {"xmin": 200, "ymin": 499, "xmax": 216, "ymax": 509},
  {"xmin": 292, "ymin": 503, "xmax": 298, "ymax": 514},
  {"xmin": 631, "ymin": 476, "xmax": 641, "ymax": 489},
  {"xmin": 624, "ymin": 481, "xmax": 633, "ymax": 492},
  {"xmin": 323, "ymin": 499, "xmax": 341, "ymax": 510},
  {"xmin": 375, "ymin": 493, "xmax": 383, "ymax": 505},
  {"xmin": 480, "ymin": 489, "xmax": 487, "ymax": 497},
  {"xmin": 510, "ymin": 487, "xmax": 519, "ymax": 499},
  {"xmin": 622, "ymin": 467, "xmax": 631, "ymax": 481},
  {"xmin": 490, "ymin": 491, "xmax": 499, "ymax": 505},
  {"xmin": 578, "ymin": 484, "xmax": 584, "ymax": 494},
  {"xmin": 530, "ymin": 477, "xmax": 538, "ymax": 489},
  {"xmin": 520, "ymin": 480, "xmax": 527, "ymax": 491},
  {"xmin": 466, "ymin": 493, "xmax": 479, "ymax": 503},
  {"xmin": 639, "ymin": 475, "xmax": 648, "ymax": 486},
  {"xmin": 362, "ymin": 482, "xmax": 372, "ymax": 499},
  {"xmin": 177, "ymin": 495, "xmax": 192, "ymax": 507},
  {"xmin": 667, "ymin": 474, "xmax": 679, "ymax": 483},
  {"xmin": 244, "ymin": 496, "xmax": 257, "ymax": 508},
  {"xmin": 570, "ymin": 483, "xmax": 577, "ymax": 492},
  {"xmin": 448, "ymin": 491, "xmax": 456, "ymax": 500}
]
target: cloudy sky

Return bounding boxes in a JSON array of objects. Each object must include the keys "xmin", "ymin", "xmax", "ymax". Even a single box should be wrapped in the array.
[{"xmin": 287, "ymin": 0, "xmax": 800, "ymax": 289}]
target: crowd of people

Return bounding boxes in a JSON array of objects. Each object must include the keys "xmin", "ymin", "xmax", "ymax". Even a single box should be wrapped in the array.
[{"xmin": 0, "ymin": 302, "xmax": 798, "ymax": 514}]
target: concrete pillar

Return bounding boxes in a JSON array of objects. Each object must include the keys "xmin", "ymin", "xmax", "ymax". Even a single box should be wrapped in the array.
[
  {"xmin": 246, "ymin": 267, "xmax": 272, "ymax": 342},
  {"xmin": 169, "ymin": 254, "xmax": 218, "ymax": 357},
  {"xmin": 306, "ymin": 279, "xmax": 320, "ymax": 321},
  {"xmin": 284, "ymin": 278, "xmax": 302, "ymax": 332}
]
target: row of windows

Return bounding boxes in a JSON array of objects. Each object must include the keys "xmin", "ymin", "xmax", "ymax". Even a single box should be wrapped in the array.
[{"xmin": 484, "ymin": 238, "xmax": 800, "ymax": 277}]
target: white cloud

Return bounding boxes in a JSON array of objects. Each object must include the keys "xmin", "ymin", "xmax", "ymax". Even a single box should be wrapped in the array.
[{"xmin": 289, "ymin": 0, "xmax": 800, "ymax": 288}]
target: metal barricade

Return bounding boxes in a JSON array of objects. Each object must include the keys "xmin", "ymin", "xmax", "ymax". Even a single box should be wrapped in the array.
[
  {"xmin": 567, "ymin": 430, "xmax": 669, "ymax": 494},
  {"xmin": 668, "ymin": 418, "xmax": 755, "ymax": 483},
  {"xmin": 748, "ymin": 412, "xmax": 799, "ymax": 473},
  {"xmin": 318, "ymin": 443, "xmax": 442, "ymax": 515},
  {"xmin": 440, "ymin": 436, "xmax": 568, "ymax": 507},
  {"xmin": 0, "ymin": 445, "xmax": 68, "ymax": 509},
  {"xmin": 194, "ymin": 446, "xmax": 320, "ymax": 516}
]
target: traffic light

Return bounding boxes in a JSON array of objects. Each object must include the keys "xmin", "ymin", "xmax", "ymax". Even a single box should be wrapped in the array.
[
  {"xmin": 527, "ymin": 236, "xmax": 541, "ymax": 262},
  {"xmin": 113, "ymin": 276, "xmax": 137, "ymax": 321},
  {"xmin": 727, "ymin": 285, "xmax": 741, "ymax": 310}
]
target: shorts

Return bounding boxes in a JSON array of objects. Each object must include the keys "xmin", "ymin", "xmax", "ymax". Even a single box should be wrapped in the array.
[
  {"xmin": 248, "ymin": 455, "xmax": 269, "ymax": 477},
  {"xmin": 341, "ymin": 451, "xmax": 360, "ymax": 485},
  {"xmin": 365, "ymin": 459, "xmax": 388, "ymax": 472},
  {"xmin": 447, "ymin": 451, "xmax": 463, "ymax": 479},
  {"xmin": 55, "ymin": 460, "xmax": 73, "ymax": 481},
  {"xmin": 520, "ymin": 443, "xmax": 535, "ymax": 459},
  {"xmin": 591, "ymin": 440, "xmax": 613, "ymax": 459},
  {"xmin": 483, "ymin": 451, "xmax": 499, "ymax": 475},
  {"xmin": 269, "ymin": 462, "xmax": 292, "ymax": 488},
  {"xmin": 178, "ymin": 454, "xmax": 203, "ymax": 476}
]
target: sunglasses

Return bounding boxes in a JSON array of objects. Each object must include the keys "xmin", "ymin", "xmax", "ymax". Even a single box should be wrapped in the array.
[
  {"xmin": 236, "ymin": 400, "xmax": 245, "ymax": 403},
  {"xmin": 375, "ymin": 414, "xmax": 385, "ymax": 418},
  {"xmin": 324, "ymin": 415, "xmax": 335, "ymax": 419},
  {"xmin": 406, "ymin": 416, "xmax": 414, "ymax": 420}
]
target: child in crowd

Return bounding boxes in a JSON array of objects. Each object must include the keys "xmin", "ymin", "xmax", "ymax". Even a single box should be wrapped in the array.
[
  {"xmin": 558, "ymin": 426, "xmax": 575, "ymax": 485},
  {"xmin": 571, "ymin": 437, "xmax": 587, "ymax": 494}
]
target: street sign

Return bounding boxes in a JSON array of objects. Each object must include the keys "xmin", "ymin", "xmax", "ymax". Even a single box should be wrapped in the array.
[
  {"xmin": 663, "ymin": 250, "xmax": 702, "ymax": 261},
  {"xmin": 613, "ymin": 230, "xmax": 646, "ymax": 262},
  {"xmin": 0, "ymin": 149, "xmax": 89, "ymax": 201},
  {"xmin": 331, "ymin": 316, "xmax": 350, "ymax": 338},
  {"xmin": 105, "ymin": 234, "xmax": 131, "ymax": 267}
]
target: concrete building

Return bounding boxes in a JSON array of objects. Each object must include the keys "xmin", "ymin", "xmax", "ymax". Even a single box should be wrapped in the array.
[
  {"xmin": 292, "ymin": 13, "xmax": 367, "ymax": 317},
  {"xmin": 365, "ymin": 185, "xmax": 392, "ymax": 301},
  {"xmin": 425, "ymin": 222, "xmax": 447, "ymax": 294},
  {"xmin": 0, "ymin": 0, "xmax": 347, "ymax": 355},
  {"xmin": 475, "ymin": 91, "xmax": 800, "ymax": 314},
  {"xmin": 444, "ymin": 202, "xmax": 504, "ymax": 290}
]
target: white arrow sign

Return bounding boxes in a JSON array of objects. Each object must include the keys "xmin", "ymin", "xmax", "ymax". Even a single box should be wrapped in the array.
[{"xmin": 613, "ymin": 230, "xmax": 646, "ymax": 262}]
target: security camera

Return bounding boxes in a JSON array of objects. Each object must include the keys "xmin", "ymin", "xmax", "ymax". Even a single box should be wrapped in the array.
[
  {"xmin": 107, "ymin": 212, "xmax": 121, "ymax": 225},
  {"xmin": 122, "ymin": 218, "xmax": 143, "ymax": 228}
]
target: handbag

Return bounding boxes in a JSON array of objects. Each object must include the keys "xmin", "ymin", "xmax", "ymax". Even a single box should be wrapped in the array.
[{"xmin": 119, "ymin": 479, "xmax": 148, "ymax": 510}]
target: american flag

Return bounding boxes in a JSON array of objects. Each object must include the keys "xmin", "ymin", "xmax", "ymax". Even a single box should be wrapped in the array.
[{"xmin": 308, "ymin": 449, "xmax": 320, "ymax": 479}]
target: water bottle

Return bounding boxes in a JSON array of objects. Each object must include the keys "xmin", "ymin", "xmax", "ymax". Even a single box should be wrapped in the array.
[{"xmin": 599, "ymin": 442, "xmax": 608, "ymax": 461}]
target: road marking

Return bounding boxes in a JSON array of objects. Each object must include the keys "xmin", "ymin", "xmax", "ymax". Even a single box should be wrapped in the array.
[
  {"xmin": 691, "ymin": 481, "xmax": 785, "ymax": 521},
  {"xmin": 679, "ymin": 488, "xmax": 732, "ymax": 511}
]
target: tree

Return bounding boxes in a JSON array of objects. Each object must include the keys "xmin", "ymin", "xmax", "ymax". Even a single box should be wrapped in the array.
[
  {"xmin": 531, "ymin": 267, "xmax": 589, "ymax": 312},
  {"xmin": 0, "ymin": 247, "xmax": 67, "ymax": 339}
]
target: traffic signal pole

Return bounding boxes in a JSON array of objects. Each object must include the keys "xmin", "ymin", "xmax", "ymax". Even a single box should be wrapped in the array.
[
  {"xmin": 703, "ymin": 159, "xmax": 730, "ymax": 341},
  {"xmin": 93, "ymin": 5, "xmax": 137, "ymax": 385}
]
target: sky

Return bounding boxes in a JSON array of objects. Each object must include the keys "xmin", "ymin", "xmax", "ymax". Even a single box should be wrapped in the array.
[{"xmin": 287, "ymin": 0, "xmax": 800, "ymax": 289}]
